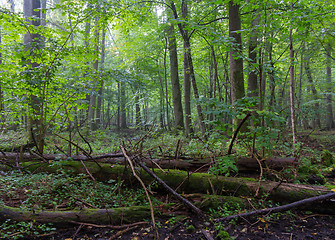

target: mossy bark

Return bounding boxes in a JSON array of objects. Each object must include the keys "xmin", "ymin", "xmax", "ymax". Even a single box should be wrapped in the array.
[
  {"xmin": 0, "ymin": 205, "xmax": 152, "ymax": 225},
  {"xmin": 18, "ymin": 161, "xmax": 331, "ymax": 204}
]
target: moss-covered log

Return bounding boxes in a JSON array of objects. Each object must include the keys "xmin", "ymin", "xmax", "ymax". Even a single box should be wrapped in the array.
[
  {"xmin": 0, "ymin": 205, "xmax": 151, "ymax": 225},
  {"xmin": 1, "ymin": 152, "xmax": 299, "ymax": 171},
  {"xmin": 16, "ymin": 161, "xmax": 332, "ymax": 205}
]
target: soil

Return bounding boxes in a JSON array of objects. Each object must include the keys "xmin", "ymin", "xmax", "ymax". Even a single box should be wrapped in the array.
[{"xmin": 34, "ymin": 211, "xmax": 335, "ymax": 239}]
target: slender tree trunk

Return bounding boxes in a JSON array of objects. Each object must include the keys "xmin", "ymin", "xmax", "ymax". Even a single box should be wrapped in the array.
[
  {"xmin": 171, "ymin": 0, "xmax": 205, "ymax": 136},
  {"xmin": 267, "ymin": 40, "xmax": 276, "ymax": 109},
  {"xmin": 289, "ymin": 3, "xmax": 296, "ymax": 145},
  {"xmin": 325, "ymin": 43, "xmax": 334, "ymax": 129},
  {"xmin": 183, "ymin": 40, "xmax": 192, "ymax": 136},
  {"xmin": 88, "ymin": 16, "xmax": 100, "ymax": 131},
  {"xmin": 117, "ymin": 82, "xmax": 120, "ymax": 129},
  {"xmin": 247, "ymin": 14, "xmax": 259, "ymax": 98},
  {"xmin": 167, "ymin": 24, "xmax": 184, "ymax": 130},
  {"xmin": 159, "ymin": 71, "xmax": 165, "ymax": 129},
  {"xmin": 229, "ymin": 1, "xmax": 245, "ymax": 124},
  {"xmin": 164, "ymin": 37, "xmax": 171, "ymax": 130},
  {"xmin": 0, "ymin": 27, "xmax": 3, "ymax": 123},
  {"xmin": 184, "ymin": 38, "xmax": 206, "ymax": 136},
  {"xmin": 96, "ymin": 26, "xmax": 106, "ymax": 128},
  {"xmin": 135, "ymin": 95, "xmax": 141, "ymax": 127},
  {"xmin": 120, "ymin": 81, "xmax": 127, "ymax": 129},
  {"xmin": 304, "ymin": 46, "xmax": 321, "ymax": 129}
]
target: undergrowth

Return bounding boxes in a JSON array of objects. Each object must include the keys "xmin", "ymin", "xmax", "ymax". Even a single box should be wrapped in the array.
[{"xmin": 0, "ymin": 171, "xmax": 152, "ymax": 210}]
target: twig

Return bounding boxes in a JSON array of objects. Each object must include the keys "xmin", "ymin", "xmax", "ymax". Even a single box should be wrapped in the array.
[
  {"xmin": 77, "ymin": 128, "xmax": 93, "ymax": 155},
  {"xmin": 108, "ymin": 226, "xmax": 139, "ymax": 240},
  {"xmin": 120, "ymin": 146, "xmax": 156, "ymax": 228},
  {"xmin": 72, "ymin": 223, "xmax": 83, "ymax": 239},
  {"xmin": 74, "ymin": 197, "xmax": 98, "ymax": 209},
  {"xmin": 80, "ymin": 159, "xmax": 96, "ymax": 184},
  {"xmin": 227, "ymin": 112, "xmax": 251, "ymax": 155},
  {"xmin": 70, "ymin": 221, "xmax": 147, "ymax": 229},
  {"xmin": 133, "ymin": 120, "xmax": 156, "ymax": 151},
  {"xmin": 200, "ymin": 229, "xmax": 215, "ymax": 240},
  {"xmin": 215, "ymin": 191, "xmax": 335, "ymax": 222},
  {"xmin": 150, "ymin": 159, "xmax": 167, "ymax": 173}
]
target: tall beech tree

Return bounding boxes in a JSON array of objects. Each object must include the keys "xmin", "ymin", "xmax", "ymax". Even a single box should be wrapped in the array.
[
  {"xmin": 24, "ymin": 0, "xmax": 44, "ymax": 153},
  {"xmin": 229, "ymin": 1, "xmax": 245, "ymax": 121},
  {"xmin": 167, "ymin": 23, "xmax": 184, "ymax": 130},
  {"xmin": 170, "ymin": 0, "xmax": 206, "ymax": 137}
]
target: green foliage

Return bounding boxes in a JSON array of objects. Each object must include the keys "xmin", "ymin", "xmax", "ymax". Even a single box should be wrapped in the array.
[
  {"xmin": 0, "ymin": 171, "xmax": 151, "ymax": 210},
  {"xmin": 209, "ymin": 155, "xmax": 238, "ymax": 176},
  {"xmin": 0, "ymin": 219, "xmax": 56, "ymax": 240}
]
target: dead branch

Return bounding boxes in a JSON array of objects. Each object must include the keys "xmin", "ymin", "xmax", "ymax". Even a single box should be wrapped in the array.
[
  {"xmin": 133, "ymin": 156, "xmax": 204, "ymax": 217},
  {"xmin": 227, "ymin": 112, "xmax": 251, "ymax": 155},
  {"xmin": 70, "ymin": 221, "xmax": 147, "ymax": 229},
  {"xmin": 215, "ymin": 191, "xmax": 335, "ymax": 222},
  {"xmin": 120, "ymin": 146, "xmax": 156, "ymax": 228},
  {"xmin": 108, "ymin": 226, "xmax": 139, "ymax": 240}
]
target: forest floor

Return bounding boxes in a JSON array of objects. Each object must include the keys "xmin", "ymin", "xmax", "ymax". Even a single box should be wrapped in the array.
[
  {"xmin": 1, "ymin": 129, "xmax": 335, "ymax": 239},
  {"xmin": 38, "ymin": 211, "xmax": 335, "ymax": 239}
]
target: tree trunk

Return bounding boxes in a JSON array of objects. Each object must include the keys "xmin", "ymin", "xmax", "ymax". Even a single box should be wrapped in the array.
[
  {"xmin": 167, "ymin": 24, "xmax": 184, "ymax": 130},
  {"xmin": 96, "ymin": 25, "xmax": 106, "ymax": 129},
  {"xmin": 184, "ymin": 37, "xmax": 206, "ymax": 136},
  {"xmin": 135, "ymin": 95, "xmax": 141, "ymax": 127},
  {"xmin": 325, "ymin": 43, "xmax": 334, "ymax": 129},
  {"xmin": 0, "ymin": 26, "xmax": 3, "ymax": 125},
  {"xmin": 17, "ymin": 161, "xmax": 334, "ymax": 207},
  {"xmin": 88, "ymin": 15, "xmax": 100, "ymax": 131},
  {"xmin": 24, "ymin": 0, "xmax": 45, "ymax": 153},
  {"xmin": 304, "ymin": 45, "xmax": 321, "ymax": 129},
  {"xmin": 163, "ymin": 37, "xmax": 171, "ymax": 130},
  {"xmin": 229, "ymin": 1, "xmax": 245, "ymax": 124},
  {"xmin": 0, "ymin": 205, "xmax": 151, "ymax": 225},
  {"xmin": 289, "ymin": 3, "xmax": 296, "ymax": 145},
  {"xmin": 171, "ymin": 0, "xmax": 205, "ymax": 136},
  {"xmin": 183, "ymin": 39, "xmax": 192, "ymax": 136},
  {"xmin": 247, "ymin": 14, "xmax": 259, "ymax": 98},
  {"xmin": 120, "ymin": 81, "xmax": 127, "ymax": 129},
  {"xmin": 267, "ymin": 39, "xmax": 276, "ymax": 109}
]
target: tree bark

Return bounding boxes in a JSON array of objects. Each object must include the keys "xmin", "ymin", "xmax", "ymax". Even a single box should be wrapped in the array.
[
  {"xmin": 88, "ymin": 15, "xmax": 100, "ymax": 131},
  {"xmin": 289, "ymin": 3, "xmax": 296, "ymax": 145},
  {"xmin": 325, "ymin": 43, "xmax": 334, "ymax": 129},
  {"xmin": 0, "ymin": 205, "xmax": 152, "ymax": 225},
  {"xmin": 0, "ymin": 26, "xmax": 3, "ymax": 125},
  {"xmin": 170, "ymin": 0, "xmax": 206, "ymax": 137},
  {"xmin": 304, "ymin": 45, "xmax": 321, "ymax": 129},
  {"xmin": 120, "ymin": 81, "xmax": 127, "ymax": 129},
  {"xmin": 167, "ymin": 24, "xmax": 184, "ymax": 130},
  {"xmin": 247, "ymin": 14, "xmax": 259, "ymax": 98},
  {"xmin": 24, "ymin": 0, "xmax": 45, "ymax": 153},
  {"xmin": 16, "ymin": 161, "xmax": 334, "ymax": 206},
  {"xmin": 96, "ymin": 25, "xmax": 106, "ymax": 128},
  {"xmin": 229, "ymin": 1, "xmax": 245, "ymax": 125}
]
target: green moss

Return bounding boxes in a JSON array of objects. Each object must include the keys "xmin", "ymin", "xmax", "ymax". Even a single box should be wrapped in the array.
[
  {"xmin": 321, "ymin": 150, "xmax": 334, "ymax": 167},
  {"xmin": 324, "ymin": 184, "xmax": 335, "ymax": 190},
  {"xmin": 186, "ymin": 224, "xmax": 196, "ymax": 233}
]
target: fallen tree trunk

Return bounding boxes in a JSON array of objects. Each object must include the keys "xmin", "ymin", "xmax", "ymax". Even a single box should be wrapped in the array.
[
  {"xmin": 0, "ymin": 194, "xmax": 249, "ymax": 225},
  {"xmin": 0, "ymin": 152, "xmax": 124, "ymax": 162},
  {"xmin": 237, "ymin": 157, "xmax": 298, "ymax": 171},
  {"xmin": 1, "ymin": 152, "xmax": 298, "ymax": 171},
  {"xmin": 12, "ymin": 161, "xmax": 334, "ymax": 207},
  {"xmin": 0, "ymin": 205, "xmax": 151, "ymax": 225},
  {"xmin": 215, "ymin": 191, "xmax": 335, "ymax": 222}
]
